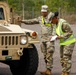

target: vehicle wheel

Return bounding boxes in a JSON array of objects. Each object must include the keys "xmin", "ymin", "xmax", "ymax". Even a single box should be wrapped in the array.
[{"xmin": 10, "ymin": 44, "xmax": 39, "ymax": 75}]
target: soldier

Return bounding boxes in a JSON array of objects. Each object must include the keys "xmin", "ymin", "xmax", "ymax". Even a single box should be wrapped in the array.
[
  {"xmin": 20, "ymin": 5, "xmax": 56, "ymax": 75},
  {"xmin": 49, "ymin": 12, "xmax": 76, "ymax": 75}
]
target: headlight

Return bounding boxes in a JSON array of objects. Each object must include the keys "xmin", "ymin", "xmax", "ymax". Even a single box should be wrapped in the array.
[{"xmin": 20, "ymin": 36, "xmax": 27, "ymax": 45}]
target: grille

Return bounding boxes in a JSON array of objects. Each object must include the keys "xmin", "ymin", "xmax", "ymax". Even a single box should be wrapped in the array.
[{"xmin": 1, "ymin": 36, "xmax": 19, "ymax": 45}]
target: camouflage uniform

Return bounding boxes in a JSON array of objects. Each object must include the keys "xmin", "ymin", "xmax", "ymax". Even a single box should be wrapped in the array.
[
  {"xmin": 21, "ymin": 15, "xmax": 56, "ymax": 70},
  {"xmin": 57, "ymin": 21, "xmax": 75, "ymax": 73}
]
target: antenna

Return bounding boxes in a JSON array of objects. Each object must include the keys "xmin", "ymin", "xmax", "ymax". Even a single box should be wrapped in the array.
[{"xmin": 22, "ymin": 0, "xmax": 24, "ymax": 20}]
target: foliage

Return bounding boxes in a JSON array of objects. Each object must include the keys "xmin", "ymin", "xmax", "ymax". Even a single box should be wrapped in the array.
[
  {"xmin": 1, "ymin": 0, "xmax": 76, "ymax": 12},
  {"xmin": 0, "ymin": 0, "xmax": 76, "ymax": 17}
]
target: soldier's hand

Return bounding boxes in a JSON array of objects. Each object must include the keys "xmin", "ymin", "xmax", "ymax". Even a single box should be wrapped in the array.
[{"xmin": 57, "ymin": 36, "xmax": 63, "ymax": 39}]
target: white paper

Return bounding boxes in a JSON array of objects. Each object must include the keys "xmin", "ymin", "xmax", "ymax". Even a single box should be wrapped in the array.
[{"xmin": 50, "ymin": 35, "xmax": 57, "ymax": 41}]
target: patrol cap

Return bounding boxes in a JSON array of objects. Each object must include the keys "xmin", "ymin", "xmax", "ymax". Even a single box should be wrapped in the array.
[
  {"xmin": 54, "ymin": 12, "xmax": 59, "ymax": 17},
  {"xmin": 41, "ymin": 5, "xmax": 48, "ymax": 12}
]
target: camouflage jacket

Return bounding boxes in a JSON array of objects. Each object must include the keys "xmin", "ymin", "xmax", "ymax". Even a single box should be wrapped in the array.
[
  {"xmin": 57, "ymin": 19, "xmax": 73, "ymax": 39},
  {"xmin": 21, "ymin": 15, "xmax": 56, "ymax": 41}
]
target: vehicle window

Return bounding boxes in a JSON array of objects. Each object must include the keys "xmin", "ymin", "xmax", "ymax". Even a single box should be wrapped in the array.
[{"xmin": 0, "ymin": 8, "xmax": 5, "ymax": 20}]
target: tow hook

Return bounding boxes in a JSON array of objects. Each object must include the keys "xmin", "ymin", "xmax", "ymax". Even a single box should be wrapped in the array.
[{"xmin": 17, "ymin": 50, "xmax": 23, "ymax": 56}]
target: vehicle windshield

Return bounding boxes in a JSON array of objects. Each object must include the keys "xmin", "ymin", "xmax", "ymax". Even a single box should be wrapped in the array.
[{"xmin": 0, "ymin": 8, "xmax": 5, "ymax": 20}]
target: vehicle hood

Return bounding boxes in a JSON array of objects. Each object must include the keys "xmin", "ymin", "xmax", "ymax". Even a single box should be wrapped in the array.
[{"xmin": 0, "ymin": 24, "xmax": 24, "ymax": 34}]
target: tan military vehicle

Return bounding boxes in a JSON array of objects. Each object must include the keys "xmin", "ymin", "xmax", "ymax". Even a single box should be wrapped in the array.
[{"xmin": 0, "ymin": 2, "xmax": 40, "ymax": 75}]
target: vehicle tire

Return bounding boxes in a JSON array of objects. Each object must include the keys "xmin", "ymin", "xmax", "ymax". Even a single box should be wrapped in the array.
[{"xmin": 10, "ymin": 44, "xmax": 39, "ymax": 75}]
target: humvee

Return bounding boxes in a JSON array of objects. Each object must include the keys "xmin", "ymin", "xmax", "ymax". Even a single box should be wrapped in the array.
[{"xmin": 0, "ymin": 2, "xmax": 40, "ymax": 75}]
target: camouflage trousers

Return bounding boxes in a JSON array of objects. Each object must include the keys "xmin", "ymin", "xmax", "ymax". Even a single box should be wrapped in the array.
[
  {"xmin": 40, "ymin": 41, "xmax": 55, "ymax": 70},
  {"xmin": 60, "ymin": 43, "xmax": 75, "ymax": 73}
]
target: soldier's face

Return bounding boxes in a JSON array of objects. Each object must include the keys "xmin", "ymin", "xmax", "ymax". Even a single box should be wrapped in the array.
[
  {"xmin": 51, "ymin": 17, "xmax": 58, "ymax": 24},
  {"xmin": 42, "ymin": 12, "xmax": 48, "ymax": 17}
]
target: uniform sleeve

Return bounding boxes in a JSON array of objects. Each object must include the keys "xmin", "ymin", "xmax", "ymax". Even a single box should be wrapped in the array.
[
  {"xmin": 61, "ymin": 22, "xmax": 73, "ymax": 39},
  {"xmin": 21, "ymin": 17, "xmax": 39, "ymax": 25}
]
